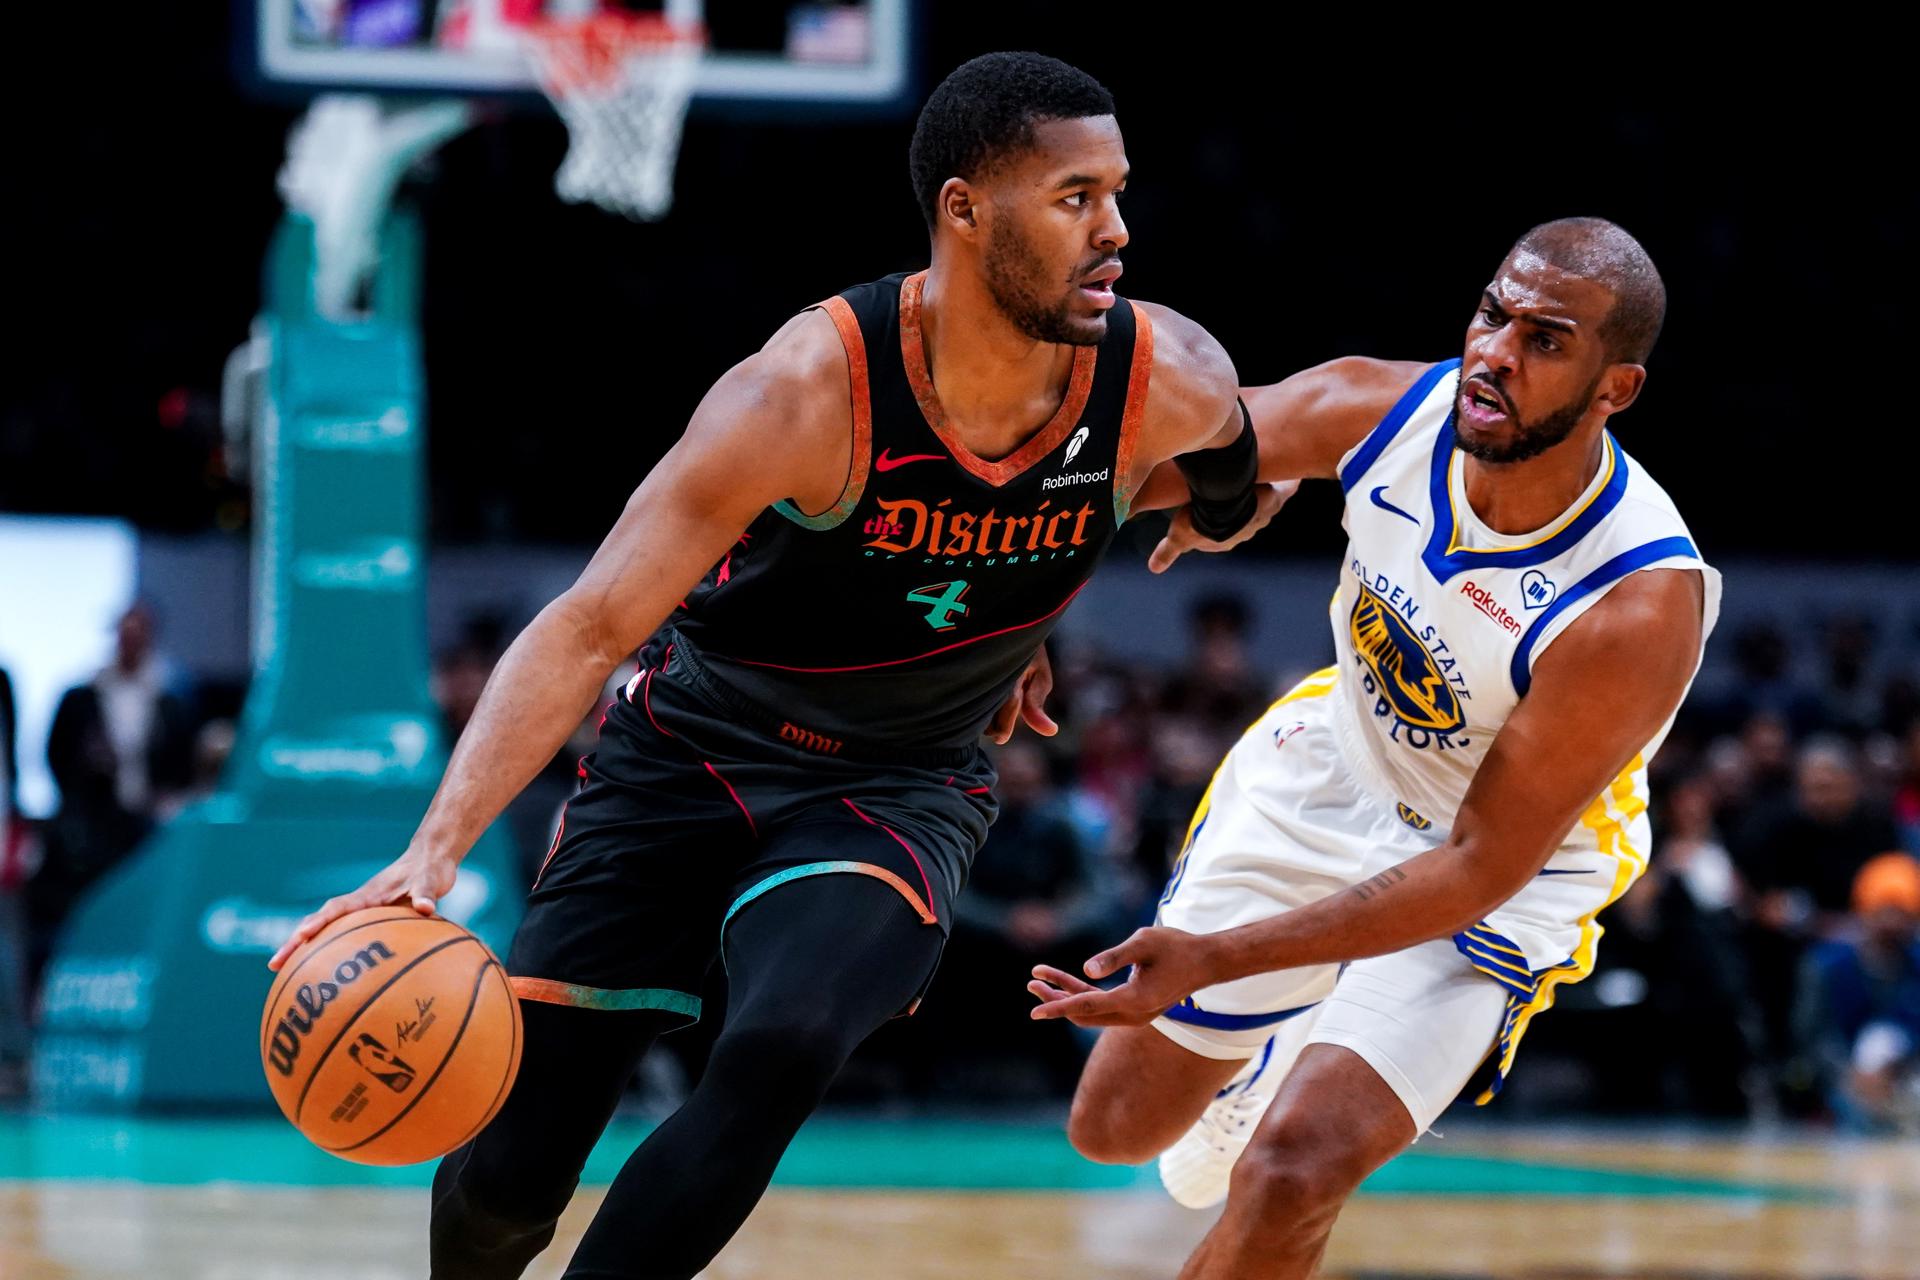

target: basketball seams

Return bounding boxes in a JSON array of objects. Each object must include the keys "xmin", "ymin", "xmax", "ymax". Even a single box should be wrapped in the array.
[
  {"xmin": 291, "ymin": 934, "xmax": 475, "ymax": 1125},
  {"xmin": 439, "ymin": 961, "xmax": 522, "ymax": 1158},
  {"xmin": 261, "ymin": 909, "xmax": 439, "ymax": 1051},
  {"xmin": 326, "ymin": 952, "xmax": 494, "ymax": 1155}
]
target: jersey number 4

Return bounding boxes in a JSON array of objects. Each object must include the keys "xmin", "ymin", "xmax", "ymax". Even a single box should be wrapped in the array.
[{"xmin": 907, "ymin": 580, "xmax": 971, "ymax": 631}]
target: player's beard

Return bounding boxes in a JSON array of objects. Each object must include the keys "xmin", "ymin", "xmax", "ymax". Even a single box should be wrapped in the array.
[
  {"xmin": 1456, "ymin": 372, "xmax": 1600, "ymax": 464},
  {"xmin": 983, "ymin": 219, "xmax": 1103, "ymax": 346}
]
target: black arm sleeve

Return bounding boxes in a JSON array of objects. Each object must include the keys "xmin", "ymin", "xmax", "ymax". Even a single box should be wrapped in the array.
[{"xmin": 1174, "ymin": 399, "xmax": 1260, "ymax": 540}]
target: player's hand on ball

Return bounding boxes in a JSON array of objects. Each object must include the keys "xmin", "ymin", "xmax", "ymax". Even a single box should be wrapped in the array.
[
  {"xmin": 1026, "ymin": 926, "xmax": 1216, "ymax": 1027},
  {"xmin": 987, "ymin": 646, "xmax": 1058, "ymax": 745},
  {"xmin": 268, "ymin": 845, "xmax": 460, "ymax": 971},
  {"xmin": 1147, "ymin": 481, "xmax": 1299, "ymax": 574}
]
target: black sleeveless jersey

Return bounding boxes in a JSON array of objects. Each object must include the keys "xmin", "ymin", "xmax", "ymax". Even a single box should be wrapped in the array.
[{"xmin": 666, "ymin": 270, "xmax": 1153, "ymax": 749}]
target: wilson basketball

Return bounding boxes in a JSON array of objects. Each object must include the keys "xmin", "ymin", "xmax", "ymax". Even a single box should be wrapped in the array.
[{"xmin": 260, "ymin": 906, "xmax": 522, "ymax": 1166}]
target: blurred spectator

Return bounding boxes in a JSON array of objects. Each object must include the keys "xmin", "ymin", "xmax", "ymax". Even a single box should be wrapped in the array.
[
  {"xmin": 431, "ymin": 614, "xmax": 508, "ymax": 742},
  {"xmin": 178, "ymin": 718, "xmax": 238, "ymax": 809},
  {"xmin": 1794, "ymin": 853, "xmax": 1920, "ymax": 1133},
  {"xmin": 1651, "ymin": 774, "xmax": 1744, "ymax": 915},
  {"xmin": 1162, "ymin": 593, "xmax": 1269, "ymax": 743},
  {"xmin": 1705, "ymin": 621, "xmax": 1823, "ymax": 737},
  {"xmin": 29, "ymin": 603, "xmax": 194, "ymax": 983},
  {"xmin": 1737, "ymin": 710, "xmax": 1795, "ymax": 807},
  {"xmin": 1816, "ymin": 613, "xmax": 1882, "ymax": 739},
  {"xmin": 1606, "ymin": 775, "xmax": 1763, "ymax": 1115},
  {"xmin": 1, "ymin": 666, "xmax": 29, "ymax": 1096},
  {"xmin": 1736, "ymin": 736, "xmax": 1899, "ymax": 924},
  {"xmin": 1734, "ymin": 736, "xmax": 1900, "ymax": 1108},
  {"xmin": 936, "ymin": 739, "xmax": 1116, "ymax": 1096},
  {"xmin": 1072, "ymin": 710, "xmax": 1153, "ymax": 828},
  {"xmin": 1882, "ymin": 673, "xmax": 1920, "ymax": 741},
  {"xmin": 1894, "ymin": 721, "xmax": 1920, "ymax": 856},
  {"xmin": 1122, "ymin": 715, "xmax": 1221, "ymax": 928}
]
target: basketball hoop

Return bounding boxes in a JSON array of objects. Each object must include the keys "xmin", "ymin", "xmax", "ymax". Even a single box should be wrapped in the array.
[{"xmin": 517, "ymin": 13, "xmax": 704, "ymax": 221}]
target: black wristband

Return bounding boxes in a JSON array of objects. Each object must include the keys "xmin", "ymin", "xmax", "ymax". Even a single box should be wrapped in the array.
[{"xmin": 1176, "ymin": 400, "xmax": 1260, "ymax": 540}]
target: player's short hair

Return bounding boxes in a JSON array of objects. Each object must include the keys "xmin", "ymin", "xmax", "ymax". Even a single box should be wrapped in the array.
[
  {"xmin": 1512, "ymin": 218, "xmax": 1667, "ymax": 365},
  {"xmin": 908, "ymin": 52, "xmax": 1115, "ymax": 231}
]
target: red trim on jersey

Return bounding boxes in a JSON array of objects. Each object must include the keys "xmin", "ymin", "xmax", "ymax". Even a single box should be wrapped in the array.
[
  {"xmin": 532, "ymin": 810, "xmax": 567, "ymax": 889},
  {"xmin": 784, "ymin": 294, "xmax": 874, "ymax": 520},
  {"xmin": 1113, "ymin": 299, "xmax": 1155, "ymax": 518},
  {"xmin": 898, "ymin": 271, "xmax": 1098, "ymax": 488},
  {"xmin": 843, "ymin": 798, "xmax": 935, "ymax": 921},
  {"xmin": 728, "ymin": 583, "xmax": 1086, "ymax": 674},
  {"xmin": 641, "ymin": 669, "xmax": 674, "ymax": 737},
  {"xmin": 535, "ymin": 693, "xmax": 618, "ymax": 890},
  {"xmin": 706, "ymin": 761, "xmax": 758, "ymax": 837}
]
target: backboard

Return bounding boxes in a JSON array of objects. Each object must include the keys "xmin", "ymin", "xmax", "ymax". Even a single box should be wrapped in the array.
[{"xmin": 244, "ymin": 0, "xmax": 916, "ymax": 115}]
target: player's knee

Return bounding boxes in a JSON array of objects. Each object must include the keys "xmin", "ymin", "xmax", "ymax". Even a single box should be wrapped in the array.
[
  {"xmin": 709, "ymin": 1011, "xmax": 853, "ymax": 1096},
  {"xmin": 430, "ymin": 1145, "xmax": 576, "ymax": 1268},
  {"xmin": 1231, "ymin": 1120, "xmax": 1370, "ymax": 1225},
  {"xmin": 1066, "ymin": 1085, "xmax": 1167, "ymax": 1165}
]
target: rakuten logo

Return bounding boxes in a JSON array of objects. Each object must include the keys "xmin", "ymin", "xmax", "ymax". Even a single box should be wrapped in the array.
[{"xmin": 1459, "ymin": 581, "xmax": 1521, "ymax": 635}]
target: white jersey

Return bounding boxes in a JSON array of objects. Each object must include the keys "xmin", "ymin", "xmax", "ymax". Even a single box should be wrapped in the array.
[
  {"xmin": 1152, "ymin": 360, "xmax": 1719, "ymax": 1102},
  {"xmin": 1325, "ymin": 358, "xmax": 1718, "ymax": 1069}
]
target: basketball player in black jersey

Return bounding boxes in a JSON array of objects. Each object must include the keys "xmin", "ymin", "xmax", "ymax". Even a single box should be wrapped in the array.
[{"xmin": 269, "ymin": 53, "xmax": 1280, "ymax": 1279}]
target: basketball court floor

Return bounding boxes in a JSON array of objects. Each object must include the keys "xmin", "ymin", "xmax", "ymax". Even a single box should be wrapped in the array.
[{"xmin": 1, "ymin": 1114, "xmax": 1913, "ymax": 1278}]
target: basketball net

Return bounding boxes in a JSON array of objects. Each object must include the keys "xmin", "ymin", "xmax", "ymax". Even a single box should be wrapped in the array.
[
  {"xmin": 516, "ymin": 13, "xmax": 704, "ymax": 221},
  {"xmin": 278, "ymin": 96, "xmax": 475, "ymax": 319}
]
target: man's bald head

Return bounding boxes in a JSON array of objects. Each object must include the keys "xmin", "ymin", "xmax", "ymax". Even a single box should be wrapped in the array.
[{"xmin": 1511, "ymin": 217, "xmax": 1666, "ymax": 365}]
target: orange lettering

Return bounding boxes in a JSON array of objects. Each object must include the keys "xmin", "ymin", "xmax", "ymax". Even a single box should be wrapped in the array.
[
  {"xmin": 1044, "ymin": 509, "xmax": 1074, "ymax": 548},
  {"xmin": 1069, "ymin": 503, "xmax": 1096, "ymax": 544},
  {"xmin": 865, "ymin": 498, "xmax": 927, "ymax": 553},
  {"xmin": 944, "ymin": 513, "xmax": 977, "ymax": 556},
  {"xmin": 977, "ymin": 510, "xmax": 1000, "ymax": 550}
]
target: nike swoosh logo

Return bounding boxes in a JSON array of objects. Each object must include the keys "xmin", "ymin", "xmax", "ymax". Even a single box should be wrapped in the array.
[
  {"xmin": 1369, "ymin": 486, "xmax": 1419, "ymax": 524},
  {"xmin": 1536, "ymin": 868, "xmax": 1596, "ymax": 876},
  {"xmin": 875, "ymin": 448, "xmax": 946, "ymax": 472}
]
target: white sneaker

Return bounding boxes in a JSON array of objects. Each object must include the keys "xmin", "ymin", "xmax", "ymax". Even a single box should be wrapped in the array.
[{"xmin": 1157, "ymin": 1036, "xmax": 1283, "ymax": 1209}]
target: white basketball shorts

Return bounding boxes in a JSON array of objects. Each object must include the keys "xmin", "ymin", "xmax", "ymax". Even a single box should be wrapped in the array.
[{"xmin": 1150, "ymin": 673, "xmax": 1507, "ymax": 1132}]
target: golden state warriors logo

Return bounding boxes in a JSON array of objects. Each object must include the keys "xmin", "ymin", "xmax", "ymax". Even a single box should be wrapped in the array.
[{"xmin": 1350, "ymin": 585, "xmax": 1467, "ymax": 741}]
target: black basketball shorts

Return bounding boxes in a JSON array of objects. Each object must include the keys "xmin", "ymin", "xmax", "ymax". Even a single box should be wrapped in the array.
[{"xmin": 503, "ymin": 638, "xmax": 999, "ymax": 1026}]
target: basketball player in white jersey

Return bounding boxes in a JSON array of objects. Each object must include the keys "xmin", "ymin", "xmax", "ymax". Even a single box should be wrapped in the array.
[{"xmin": 1029, "ymin": 218, "xmax": 1720, "ymax": 1279}]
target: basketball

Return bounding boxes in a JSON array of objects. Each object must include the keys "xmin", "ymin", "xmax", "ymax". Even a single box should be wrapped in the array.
[{"xmin": 260, "ymin": 906, "xmax": 522, "ymax": 1166}]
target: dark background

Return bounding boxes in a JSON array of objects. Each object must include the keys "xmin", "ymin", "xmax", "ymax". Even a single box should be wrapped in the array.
[{"xmin": 2, "ymin": 8, "xmax": 1910, "ymax": 559}]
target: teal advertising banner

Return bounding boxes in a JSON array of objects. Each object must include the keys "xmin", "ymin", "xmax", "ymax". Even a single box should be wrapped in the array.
[{"xmin": 34, "ymin": 211, "xmax": 523, "ymax": 1107}]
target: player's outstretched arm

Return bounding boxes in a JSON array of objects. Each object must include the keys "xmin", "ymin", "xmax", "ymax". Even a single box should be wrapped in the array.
[
  {"xmin": 1121, "ymin": 303, "xmax": 1293, "ymax": 567},
  {"xmin": 1131, "ymin": 357, "xmax": 1431, "ymax": 570},
  {"xmin": 269, "ymin": 311, "xmax": 855, "ymax": 969},
  {"xmin": 1029, "ymin": 566, "xmax": 1706, "ymax": 1025}
]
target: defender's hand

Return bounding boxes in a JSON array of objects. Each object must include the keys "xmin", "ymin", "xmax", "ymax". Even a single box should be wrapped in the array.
[
  {"xmin": 987, "ymin": 647, "xmax": 1058, "ymax": 745},
  {"xmin": 268, "ymin": 846, "xmax": 459, "ymax": 971},
  {"xmin": 1026, "ymin": 926, "xmax": 1217, "ymax": 1027},
  {"xmin": 1147, "ymin": 481, "xmax": 1298, "ymax": 574}
]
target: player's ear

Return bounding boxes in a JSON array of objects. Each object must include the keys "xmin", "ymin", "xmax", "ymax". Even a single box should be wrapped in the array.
[
  {"xmin": 1594, "ymin": 362, "xmax": 1647, "ymax": 417},
  {"xmin": 939, "ymin": 178, "xmax": 980, "ymax": 239}
]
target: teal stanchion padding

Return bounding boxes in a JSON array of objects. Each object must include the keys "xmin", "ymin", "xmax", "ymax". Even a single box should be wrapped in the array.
[{"xmin": 34, "ymin": 210, "xmax": 523, "ymax": 1108}]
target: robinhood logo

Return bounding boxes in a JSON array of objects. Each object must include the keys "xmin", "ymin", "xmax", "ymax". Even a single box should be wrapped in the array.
[
  {"xmin": 293, "ymin": 540, "xmax": 417, "ymax": 590},
  {"xmin": 296, "ymin": 407, "xmax": 411, "ymax": 451},
  {"xmin": 260, "ymin": 718, "xmax": 432, "ymax": 782}
]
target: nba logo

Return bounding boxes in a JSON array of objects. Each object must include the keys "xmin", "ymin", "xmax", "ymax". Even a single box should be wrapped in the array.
[
  {"xmin": 1521, "ymin": 570, "xmax": 1556, "ymax": 609},
  {"xmin": 349, "ymin": 1034, "xmax": 417, "ymax": 1092}
]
